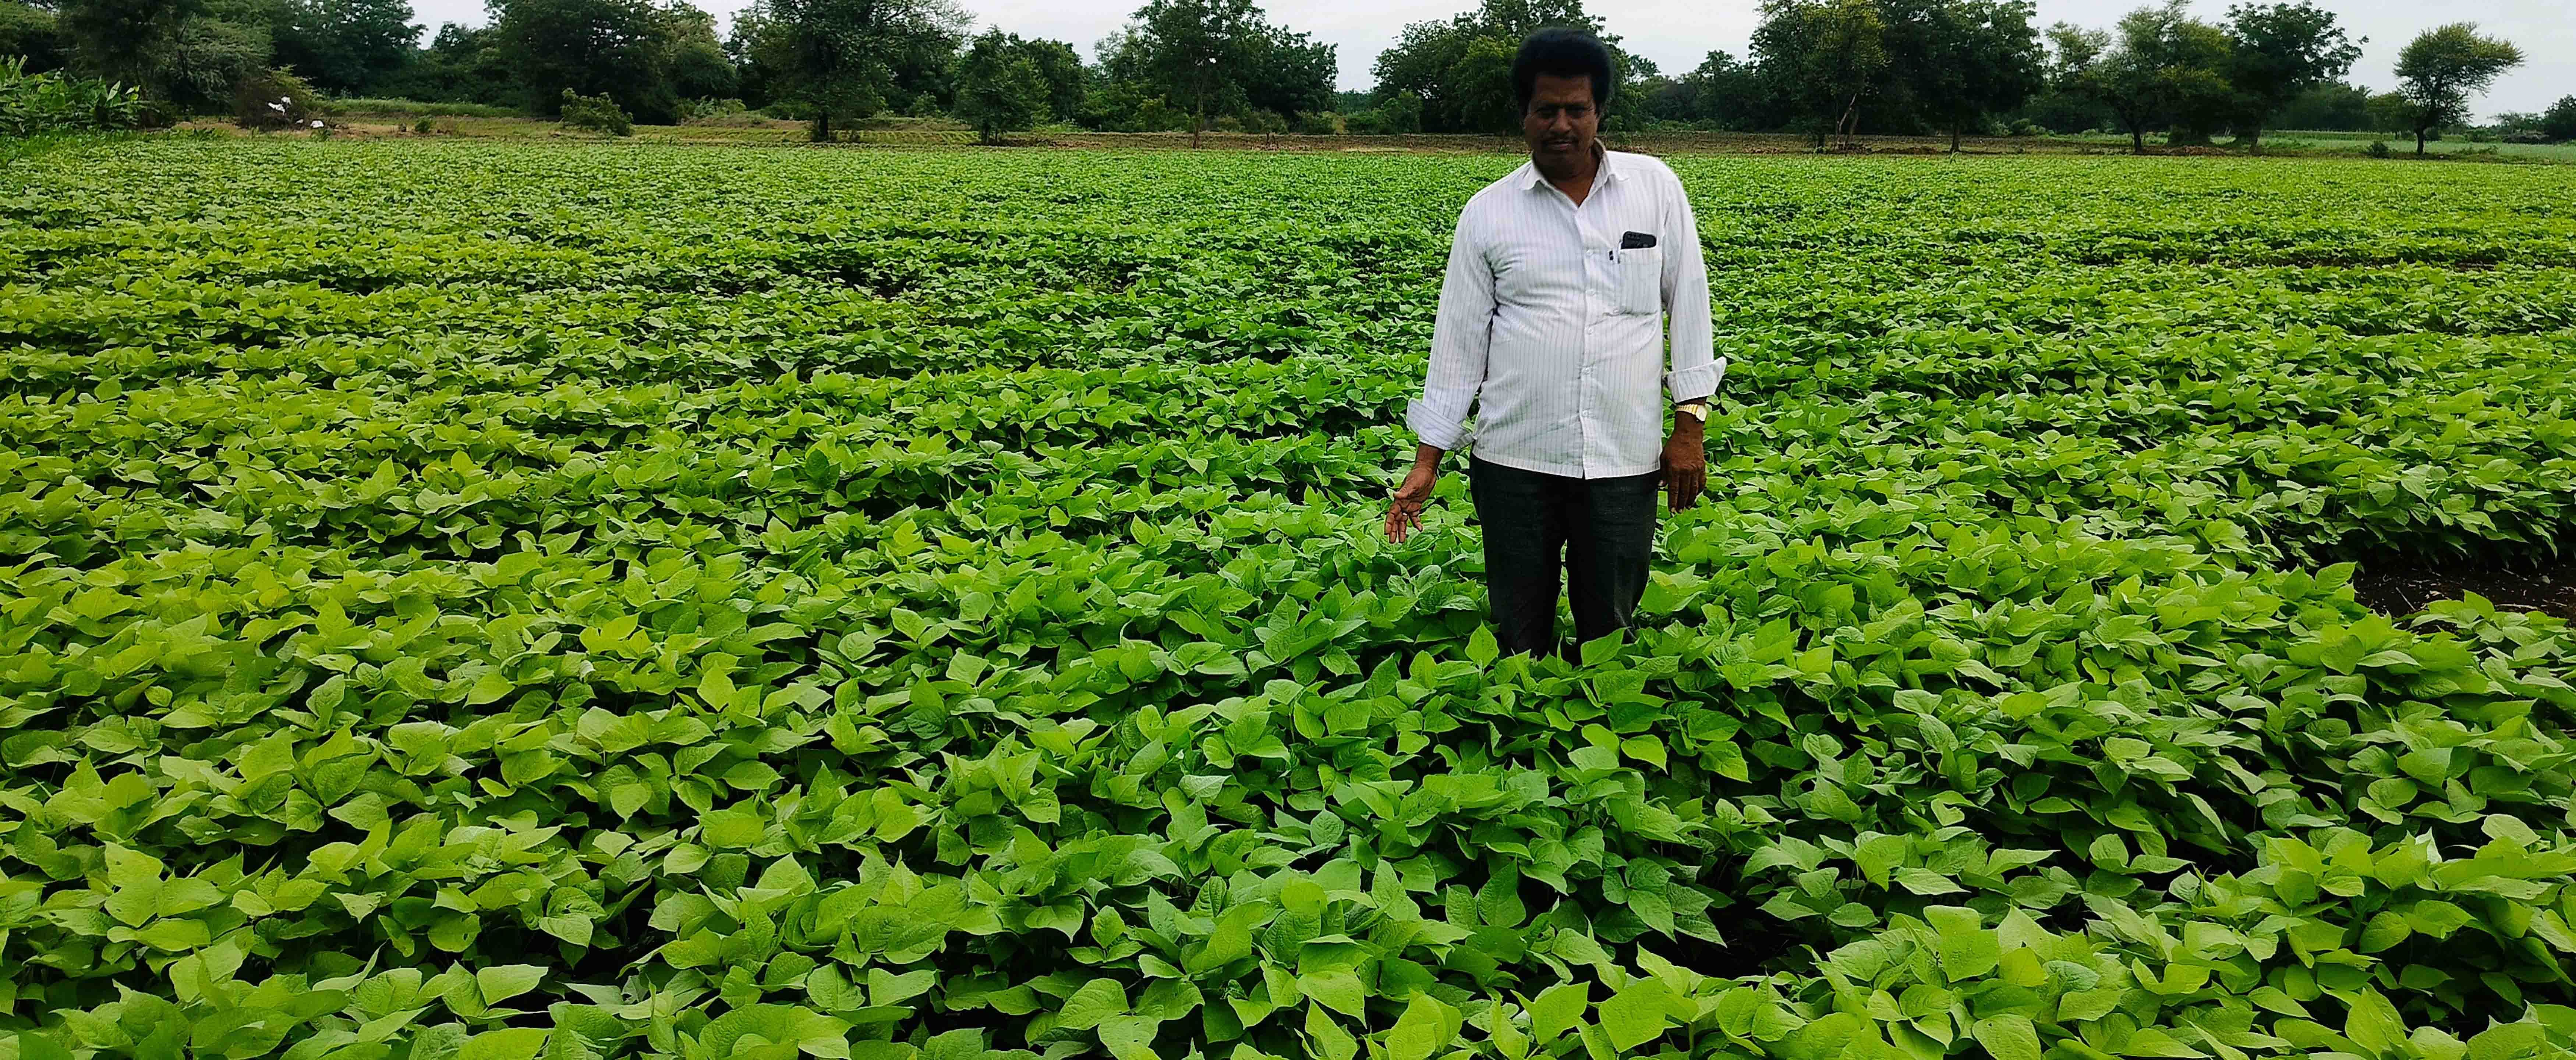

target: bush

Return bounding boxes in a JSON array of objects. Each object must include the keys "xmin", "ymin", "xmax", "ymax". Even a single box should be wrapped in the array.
[
  {"xmin": 234, "ymin": 68, "xmax": 325, "ymax": 131},
  {"xmin": 2009, "ymin": 119, "xmax": 2047, "ymax": 138},
  {"xmin": 559, "ymin": 88, "xmax": 631, "ymax": 136},
  {"xmin": 2366, "ymin": 139, "xmax": 2392, "ymax": 158},
  {"xmin": 0, "ymin": 55, "xmax": 145, "ymax": 134},
  {"xmin": 676, "ymin": 97, "xmax": 751, "ymax": 124},
  {"xmin": 1291, "ymin": 110, "xmax": 1343, "ymax": 135}
]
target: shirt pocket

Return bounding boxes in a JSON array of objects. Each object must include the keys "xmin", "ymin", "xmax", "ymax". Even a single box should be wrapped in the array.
[{"xmin": 1614, "ymin": 246, "xmax": 1661, "ymax": 315}]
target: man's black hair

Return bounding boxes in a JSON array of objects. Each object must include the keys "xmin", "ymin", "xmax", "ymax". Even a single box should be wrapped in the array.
[{"xmin": 1511, "ymin": 28, "xmax": 1616, "ymax": 111}]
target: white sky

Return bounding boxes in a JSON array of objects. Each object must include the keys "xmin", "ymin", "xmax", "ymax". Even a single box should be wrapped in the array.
[{"xmin": 410, "ymin": 0, "xmax": 2573, "ymax": 116}]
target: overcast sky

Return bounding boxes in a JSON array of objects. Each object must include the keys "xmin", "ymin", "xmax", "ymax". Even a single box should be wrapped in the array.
[{"xmin": 411, "ymin": 0, "xmax": 2573, "ymax": 116}]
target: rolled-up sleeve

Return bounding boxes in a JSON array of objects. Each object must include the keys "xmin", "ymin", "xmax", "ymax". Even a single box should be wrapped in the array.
[
  {"xmin": 1405, "ymin": 210, "xmax": 1492, "ymax": 452},
  {"xmin": 1659, "ymin": 178, "xmax": 1721, "ymax": 404}
]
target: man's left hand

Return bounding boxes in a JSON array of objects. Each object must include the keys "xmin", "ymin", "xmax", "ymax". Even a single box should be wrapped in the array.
[{"xmin": 1661, "ymin": 420, "xmax": 1706, "ymax": 513}]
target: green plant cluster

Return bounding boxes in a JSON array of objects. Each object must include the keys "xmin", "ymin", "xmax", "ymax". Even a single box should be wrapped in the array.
[
  {"xmin": 560, "ymin": 91, "xmax": 634, "ymax": 137},
  {"xmin": 0, "ymin": 57, "xmax": 145, "ymax": 136},
  {"xmin": 2, "ymin": 142, "xmax": 2575, "ymax": 1060}
]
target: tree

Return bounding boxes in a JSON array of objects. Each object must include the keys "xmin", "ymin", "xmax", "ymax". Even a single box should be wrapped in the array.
[
  {"xmin": 2221, "ymin": 1, "xmax": 2357, "ymax": 150},
  {"xmin": 1913, "ymin": 0, "xmax": 2042, "ymax": 150},
  {"xmin": 270, "ymin": 0, "xmax": 417, "ymax": 94},
  {"xmin": 488, "ymin": 0, "xmax": 712, "ymax": 122},
  {"xmin": 1015, "ymin": 35, "xmax": 1080, "ymax": 124},
  {"xmin": 1370, "ymin": 0, "xmax": 1644, "ymax": 135},
  {"xmin": 952, "ymin": 27, "xmax": 1043, "ymax": 141},
  {"xmin": 734, "ymin": 0, "xmax": 967, "ymax": 140},
  {"xmin": 1237, "ymin": 22, "xmax": 1330, "ymax": 122},
  {"xmin": 2363, "ymin": 89, "xmax": 2409, "ymax": 135},
  {"xmin": 375, "ymin": 21, "xmax": 513, "ymax": 103},
  {"xmin": 1680, "ymin": 49, "xmax": 1770, "ymax": 130},
  {"xmin": 0, "ymin": 1, "xmax": 67, "ymax": 71},
  {"xmin": 2393, "ymin": 23, "xmax": 2522, "ymax": 155},
  {"xmin": 1752, "ymin": 0, "xmax": 1886, "ymax": 145},
  {"xmin": 1129, "ymin": 0, "xmax": 1255, "ymax": 147},
  {"xmin": 2058, "ymin": 2, "xmax": 2231, "ymax": 153},
  {"xmin": 2274, "ymin": 80, "xmax": 2369, "ymax": 130},
  {"xmin": 2543, "ymin": 96, "xmax": 2576, "ymax": 143},
  {"xmin": 61, "ymin": 0, "xmax": 268, "ymax": 110}
]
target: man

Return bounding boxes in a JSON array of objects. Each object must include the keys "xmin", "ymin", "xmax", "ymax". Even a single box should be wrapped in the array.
[{"xmin": 1383, "ymin": 28, "xmax": 1723, "ymax": 659}]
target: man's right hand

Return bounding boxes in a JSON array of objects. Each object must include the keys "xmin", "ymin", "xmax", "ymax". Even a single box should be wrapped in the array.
[{"xmin": 1385, "ymin": 449, "xmax": 1443, "ymax": 543}]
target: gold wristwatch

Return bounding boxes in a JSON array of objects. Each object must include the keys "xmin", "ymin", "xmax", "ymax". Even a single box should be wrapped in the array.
[{"xmin": 1676, "ymin": 401, "xmax": 1709, "ymax": 424}]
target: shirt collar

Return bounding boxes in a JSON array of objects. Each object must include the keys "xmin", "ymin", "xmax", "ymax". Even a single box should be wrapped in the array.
[{"xmin": 1521, "ymin": 141, "xmax": 1621, "ymax": 192}]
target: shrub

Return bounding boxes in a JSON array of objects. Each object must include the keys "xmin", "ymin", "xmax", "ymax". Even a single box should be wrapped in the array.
[
  {"xmin": 676, "ymin": 96, "xmax": 751, "ymax": 124},
  {"xmin": 0, "ymin": 55, "xmax": 144, "ymax": 134},
  {"xmin": 2366, "ymin": 139, "xmax": 2392, "ymax": 157},
  {"xmin": 2009, "ymin": 119, "xmax": 2047, "ymax": 138},
  {"xmin": 559, "ymin": 88, "xmax": 631, "ymax": 136},
  {"xmin": 233, "ymin": 68, "xmax": 324, "ymax": 131}
]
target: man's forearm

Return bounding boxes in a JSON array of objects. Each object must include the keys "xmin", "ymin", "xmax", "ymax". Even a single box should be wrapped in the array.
[{"xmin": 1411, "ymin": 443, "xmax": 1447, "ymax": 469}]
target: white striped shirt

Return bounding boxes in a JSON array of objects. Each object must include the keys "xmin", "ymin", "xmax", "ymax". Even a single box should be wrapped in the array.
[{"xmin": 1406, "ymin": 148, "xmax": 1724, "ymax": 479}]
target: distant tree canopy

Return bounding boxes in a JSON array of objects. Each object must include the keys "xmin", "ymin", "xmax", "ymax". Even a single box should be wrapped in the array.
[
  {"xmin": 271, "ymin": 0, "xmax": 417, "ymax": 94},
  {"xmin": 1370, "ymin": 0, "xmax": 1653, "ymax": 135},
  {"xmin": 1080, "ymin": 0, "xmax": 1330, "ymax": 141},
  {"xmin": 13, "ymin": 0, "xmax": 2554, "ymax": 149}
]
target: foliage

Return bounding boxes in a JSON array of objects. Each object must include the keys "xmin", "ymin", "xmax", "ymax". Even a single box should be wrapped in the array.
[
  {"xmin": 2219, "ymin": 1, "xmax": 2359, "ymax": 149},
  {"xmin": 558, "ymin": 85, "xmax": 630, "ymax": 133},
  {"xmin": 229, "ymin": 63, "xmax": 319, "ymax": 128},
  {"xmin": 0, "ymin": 0, "xmax": 65, "ymax": 72},
  {"xmin": 268, "ymin": 0, "xmax": 418, "ymax": 95},
  {"xmin": 2053, "ymin": 1, "xmax": 2231, "ymax": 154},
  {"xmin": 1753, "ymin": 0, "xmax": 1887, "ymax": 143},
  {"xmin": 727, "ymin": 0, "xmax": 966, "ymax": 141},
  {"xmin": 487, "ymin": 0, "xmax": 717, "ymax": 124},
  {"xmin": 0, "ymin": 52, "xmax": 144, "ymax": 131},
  {"xmin": 2394, "ymin": 23, "xmax": 2523, "ymax": 156},
  {"xmin": 1369, "ymin": 0, "xmax": 1644, "ymax": 135},
  {"xmin": 10, "ymin": 139, "xmax": 2576, "ymax": 1060},
  {"xmin": 56, "ymin": 0, "xmax": 272, "ymax": 113},
  {"xmin": 952, "ymin": 28, "xmax": 1044, "ymax": 143},
  {"xmin": 2273, "ymin": 80, "xmax": 2370, "ymax": 132},
  {"xmin": 1893, "ymin": 0, "xmax": 2045, "ymax": 150},
  {"xmin": 1124, "ymin": 0, "xmax": 1256, "ymax": 147},
  {"xmin": 2543, "ymin": 96, "xmax": 2576, "ymax": 144}
]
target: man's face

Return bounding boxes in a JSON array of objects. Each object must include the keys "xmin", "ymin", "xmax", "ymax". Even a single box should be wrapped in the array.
[{"xmin": 1523, "ymin": 72, "xmax": 1599, "ymax": 170}]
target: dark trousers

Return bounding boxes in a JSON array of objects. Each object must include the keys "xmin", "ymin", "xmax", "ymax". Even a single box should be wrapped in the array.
[{"xmin": 1467, "ymin": 455, "xmax": 1661, "ymax": 658}]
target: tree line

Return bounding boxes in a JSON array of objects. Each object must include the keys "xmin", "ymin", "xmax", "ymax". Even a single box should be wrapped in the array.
[{"xmin": 2, "ymin": 0, "xmax": 2564, "ymax": 150}]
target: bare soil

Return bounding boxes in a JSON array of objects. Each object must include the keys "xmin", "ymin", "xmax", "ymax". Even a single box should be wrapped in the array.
[{"xmin": 2349, "ymin": 556, "xmax": 2576, "ymax": 621}]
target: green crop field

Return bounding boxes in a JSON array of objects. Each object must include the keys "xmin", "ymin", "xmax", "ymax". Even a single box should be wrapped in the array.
[{"xmin": 5, "ymin": 139, "xmax": 2576, "ymax": 1060}]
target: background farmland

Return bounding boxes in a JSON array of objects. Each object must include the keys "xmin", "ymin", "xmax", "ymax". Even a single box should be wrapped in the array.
[{"xmin": 4, "ymin": 141, "xmax": 2576, "ymax": 1060}]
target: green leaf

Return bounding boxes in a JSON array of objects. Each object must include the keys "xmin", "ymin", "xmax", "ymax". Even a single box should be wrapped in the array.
[
  {"xmin": 1059, "ymin": 978, "xmax": 1129, "ymax": 1031},
  {"xmin": 1973, "ymin": 1015, "xmax": 2042, "ymax": 1060},
  {"xmin": 1098, "ymin": 1015, "xmax": 1159, "ymax": 1060},
  {"xmin": 459, "ymin": 1029, "xmax": 550, "ymax": 1060},
  {"xmin": 1927, "ymin": 906, "xmax": 1998, "ymax": 982},
  {"xmin": 1298, "ymin": 972, "xmax": 1367, "ymax": 1018},
  {"xmin": 2345, "ymin": 990, "xmax": 2407, "ymax": 1055},
  {"xmin": 1386, "ymin": 993, "xmax": 1458, "ymax": 1060},
  {"xmin": 1305, "ymin": 1005, "xmax": 1357, "ymax": 1060},
  {"xmin": 1525, "ymin": 982, "xmax": 1587, "ymax": 1043},
  {"xmin": 1478, "ymin": 866, "xmax": 1527, "ymax": 929},
  {"xmin": 1598, "ymin": 978, "xmax": 1672, "ymax": 1052},
  {"xmin": 475, "ymin": 965, "xmax": 546, "ymax": 1007}
]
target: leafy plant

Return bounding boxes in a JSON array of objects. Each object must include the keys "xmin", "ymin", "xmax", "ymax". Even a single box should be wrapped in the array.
[
  {"xmin": 0, "ymin": 55, "xmax": 144, "ymax": 134},
  {"xmin": 0, "ymin": 142, "xmax": 2573, "ymax": 1060},
  {"xmin": 562, "ymin": 87, "xmax": 634, "ymax": 136}
]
